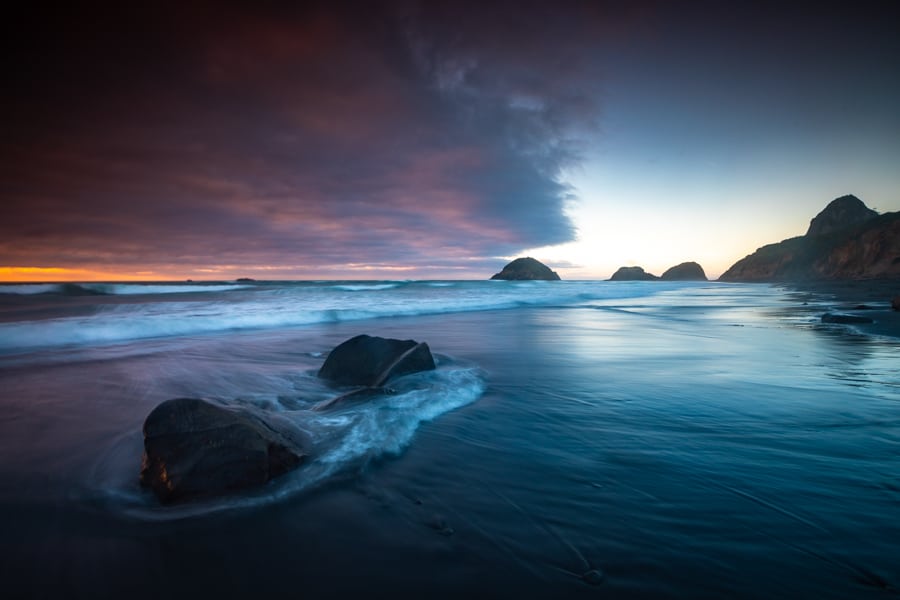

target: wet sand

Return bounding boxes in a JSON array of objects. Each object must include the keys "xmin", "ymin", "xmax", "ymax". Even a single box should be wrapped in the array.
[
  {"xmin": 2, "ymin": 282, "xmax": 899, "ymax": 599},
  {"xmin": 778, "ymin": 279, "xmax": 900, "ymax": 339}
]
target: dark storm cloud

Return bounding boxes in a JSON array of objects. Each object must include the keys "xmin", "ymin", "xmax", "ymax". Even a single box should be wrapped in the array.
[{"xmin": 1, "ymin": 0, "xmax": 620, "ymax": 274}]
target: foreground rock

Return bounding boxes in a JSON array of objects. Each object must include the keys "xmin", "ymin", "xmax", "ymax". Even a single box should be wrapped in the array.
[
  {"xmin": 720, "ymin": 195, "xmax": 900, "ymax": 281},
  {"xmin": 660, "ymin": 261, "xmax": 707, "ymax": 281},
  {"xmin": 318, "ymin": 334, "xmax": 435, "ymax": 387},
  {"xmin": 490, "ymin": 257, "xmax": 561, "ymax": 280},
  {"xmin": 140, "ymin": 335, "xmax": 437, "ymax": 503},
  {"xmin": 140, "ymin": 398, "xmax": 307, "ymax": 504},
  {"xmin": 609, "ymin": 266, "xmax": 658, "ymax": 281}
]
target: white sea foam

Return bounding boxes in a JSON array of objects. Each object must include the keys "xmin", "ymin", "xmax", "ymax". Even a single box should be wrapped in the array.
[
  {"xmin": 0, "ymin": 284, "xmax": 63, "ymax": 295},
  {"xmin": 86, "ymin": 283, "xmax": 252, "ymax": 295},
  {"xmin": 331, "ymin": 283, "xmax": 401, "ymax": 291},
  {"xmin": 103, "ymin": 364, "xmax": 485, "ymax": 520},
  {"xmin": 311, "ymin": 368, "xmax": 484, "ymax": 466},
  {"xmin": 0, "ymin": 283, "xmax": 251, "ymax": 296},
  {"xmin": 0, "ymin": 280, "xmax": 708, "ymax": 354}
]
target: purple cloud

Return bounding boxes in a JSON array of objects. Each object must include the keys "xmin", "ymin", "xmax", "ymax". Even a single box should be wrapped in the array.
[{"xmin": 1, "ymin": 1, "xmax": 623, "ymax": 277}]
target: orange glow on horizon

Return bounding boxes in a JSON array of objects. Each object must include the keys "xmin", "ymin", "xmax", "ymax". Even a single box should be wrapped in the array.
[
  {"xmin": 0, "ymin": 263, "xmax": 492, "ymax": 282},
  {"xmin": 0, "ymin": 267, "xmax": 168, "ymax": 282}
]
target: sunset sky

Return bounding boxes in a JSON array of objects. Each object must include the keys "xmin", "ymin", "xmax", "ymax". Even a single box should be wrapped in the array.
[{"xmin": 3, "ymin": 1, "xmax": 899, "ymax": 281}]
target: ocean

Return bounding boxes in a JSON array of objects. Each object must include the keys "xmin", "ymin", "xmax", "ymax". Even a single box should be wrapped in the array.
[{"xmin": 0, "ymin": 280, "xmax": 898, "ymax": 598}]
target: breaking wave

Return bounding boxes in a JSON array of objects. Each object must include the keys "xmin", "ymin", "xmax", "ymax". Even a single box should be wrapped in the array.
[
  {"xmin": 0, "ymin": 280, "xmax": 710, "ymax": 354},
  {"xmin": 0, "ymin": 283, "xmax": 251, "ymax": 296}
]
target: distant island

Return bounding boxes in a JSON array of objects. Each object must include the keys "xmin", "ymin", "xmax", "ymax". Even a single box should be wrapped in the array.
[
  {"xmin": 490, "ymin": 257, "xmax": 561, "ymax": 280},
  {"xmin": 488, "ymin": 194, "xmax": 900, "ymax": 284},
  {"xmin": 720, "ymin": 195, "xmax": 900, "ymax": 281},
  {"xmin": 609, "ymin": 262, "xmax": 707, "ymax": 281},
  {"xmin": 661, "ymin": 262, "xmax": 707, "ymax": 281},
  {"xmin": 490, "ymin": 258, "xmax": 710, "ymax": 282},
  {"xmin": 609, "ymin": 266, "xmax": 658, "ymax": 281}
]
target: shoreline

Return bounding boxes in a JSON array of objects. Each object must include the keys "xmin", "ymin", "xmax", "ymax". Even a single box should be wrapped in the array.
[
  {"xmin": 776, "ymin": 279, "xmax": 900, "ymax": 339},
  {"xmin": 2, "ymin": 281, "xmax": 899, "ymax": 598}
]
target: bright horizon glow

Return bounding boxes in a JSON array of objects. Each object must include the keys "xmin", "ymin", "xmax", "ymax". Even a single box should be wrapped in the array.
[
  {"xmin": 4, "ymin": 178, "xmax": 899, "ymax": 283},
  {"xmin": 4, "ymin": 183, "xmax": 899, "ymax": 283},
  {"xmin": 0, "ymin": 267, "xmax": 165, "ymax": 282}
]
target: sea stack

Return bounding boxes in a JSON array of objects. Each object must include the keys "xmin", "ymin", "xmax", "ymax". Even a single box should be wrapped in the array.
[
  {"xmin": 490, "ymin": 257, "xmax": 561, "ymax": 280},
  {"xmin": 609, "ymin": 266, "xmax": 658, "ymax": 281},
  {"xmin": 660, "ymin": 262, "xmax": 707, "ymax": 281}
]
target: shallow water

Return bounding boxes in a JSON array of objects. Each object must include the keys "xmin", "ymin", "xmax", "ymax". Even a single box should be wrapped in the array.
[{"xmin": 0, "ymin": 281, "xmax": 898, "ymax": 598}]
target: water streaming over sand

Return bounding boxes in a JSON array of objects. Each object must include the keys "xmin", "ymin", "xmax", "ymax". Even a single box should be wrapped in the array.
[{"xmin": 0, "ymin": 280, "xmax": 898, "ymax": 598}]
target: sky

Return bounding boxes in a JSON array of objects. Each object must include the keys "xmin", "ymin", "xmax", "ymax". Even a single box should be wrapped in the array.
[{"xmin": 2, "ymin": 0, "xmax": 899, "ymax": 281}]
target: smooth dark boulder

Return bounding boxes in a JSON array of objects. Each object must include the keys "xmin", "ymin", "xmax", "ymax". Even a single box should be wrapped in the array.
[
  {"xmin": 609, "ymin": 266, "xmax": 659, "ymax": 281},
  {"xmin": 893, "ymin": 296, "xmax": 900, "ymax": 311},
  {"xmin": 140, "ymin": 397, "xmax": 306, "ymax": 504},
  {"xmin": 821, "ymin": 313, "xmax": 874, "ymax": 324},
  {"xmin": 317, "ymin": 334, "xmax": 435, "ymax": 387},
  {"xmin": 660, "ymin": 261, "xmax": 707, "ymax": 281},
  {"xmin": 490, "ymin": 257, "xmax": 560, "ymax": 280}
]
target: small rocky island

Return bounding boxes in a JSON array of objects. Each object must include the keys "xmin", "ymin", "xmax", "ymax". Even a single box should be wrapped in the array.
[
  {"xmin": 609, "ymin": 266, "xmax": 658, "ymax": 281},
  {"xmin": 661, "ymin": 261, "xmax": 707, "ymax": 281},
  {"xmin": 610, "ymin": 262, "xmax": 707, "ymax": 281},
  {"xmin": 490, "ymin": 257, "xmax": 561, "ymax": 280},
  {"xmin": 720, "ymin": 195, "xmax": 900, "ymax": 281}
]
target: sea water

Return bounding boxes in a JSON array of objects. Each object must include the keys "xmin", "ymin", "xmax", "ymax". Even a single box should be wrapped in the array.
[{"xmin": 0, "ymin": 280, "xmax": 897, "ymax": 598}]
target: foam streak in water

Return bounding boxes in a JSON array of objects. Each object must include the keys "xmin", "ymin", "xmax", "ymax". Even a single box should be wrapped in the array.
[{"xmin": 0, "ymin": 280, "xmax": 705, "ymax": 355}]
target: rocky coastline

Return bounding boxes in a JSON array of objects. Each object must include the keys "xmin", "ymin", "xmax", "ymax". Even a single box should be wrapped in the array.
[{"xmin": 720, "ymin": 195, "xmax": 900, "ymax": 282}]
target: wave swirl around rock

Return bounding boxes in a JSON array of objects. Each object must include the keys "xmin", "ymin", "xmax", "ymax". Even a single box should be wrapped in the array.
[{"xmin": 140, "ymin": 335, "xmax": 439, "ymax": 504}]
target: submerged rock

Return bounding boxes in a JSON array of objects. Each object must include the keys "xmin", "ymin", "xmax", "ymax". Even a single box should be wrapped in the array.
[
  {"xmin": 821, "ymin": 313, "xmax": 874, "ymax": 324},
  {"xmin": 660, "ymin": 261, "xmax": 707, "ymax": 281},
  {"xmin": 140, "ymin": 397, "xmax": 307, "ymax": 504},
  {"xmin": 892, "ymin": 296, "xmax": 900, "ymax": 311},
  {"xmin": 312, "ymin": 386, "xmax": 395, "ymax": 411},
  {"xmin": 490, "ymin": 257, "xmax": 561, "ymax": 280},
  {"xmin": 582, "ymin": 569, "xmax": 606, "ymax": 585},
  {"xmin": 317, "ymin": 334, "xmax": 435, "ymax": 387},
  {"xmin": 609, "ymin": 266, "xmax": 659, "ymax": 281},
  {"xmin": 426, "ymin": 514, "xmax": 455, "ymax": 536}
]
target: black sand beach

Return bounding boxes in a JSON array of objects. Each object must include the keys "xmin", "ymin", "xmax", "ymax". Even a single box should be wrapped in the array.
[
  {"xmin": 781, "ymin": 279, "xmax": 900, "ymax": 339},
  {"xmin": 1, "ymin": 281, "xmax": 899, "ymax": 599}
]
